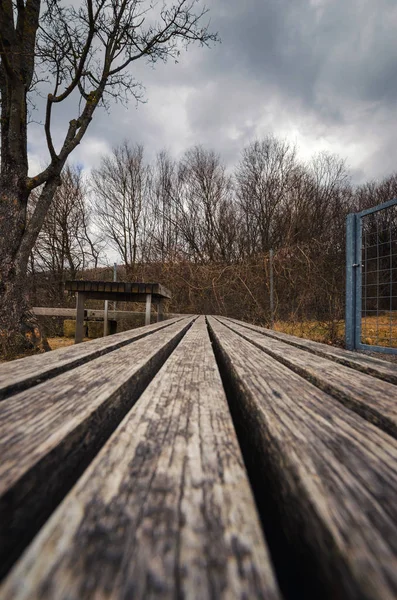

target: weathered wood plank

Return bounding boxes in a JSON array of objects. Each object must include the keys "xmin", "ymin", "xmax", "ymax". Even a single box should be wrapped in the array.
[
  {"xmin": 224, "ymin": 317, "xmax": 397, "ymax": 385},
  {"xmin": 207, "ymin": 317, "xmax": 397, "ymax": 599},
  {"xmin": 0, "ymin": 316, "xmax": 185, "ymax": 401},
  {"xmin": 0, "ymin": 317, "xmax": 280, "ymax": 600},
  {"xmin": 218, "ymin": 317, "xmax": 397, "ymax": 438},
  {"xmin": 33, "ymin": 307, "xmax": 186, "ymax": 320},
  {"xmin": 65, "ymin": 281, "xmax": 172, "ymax": 299},
  {"xmin": 0, "ymin": 318, "xmax": 194, "ymax": 580},
  {"xmin": 32, "ymin": 307, "xmax": 86, "ymax": 317},
  {"xmin": 85, "ymin": 310, "xmax": 190, "ymax": 320}
]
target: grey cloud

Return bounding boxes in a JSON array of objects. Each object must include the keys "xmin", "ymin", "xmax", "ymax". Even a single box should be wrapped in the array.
[{"xmin": 27, "ymin": 0, "xmax": 397, "ymax": 184}]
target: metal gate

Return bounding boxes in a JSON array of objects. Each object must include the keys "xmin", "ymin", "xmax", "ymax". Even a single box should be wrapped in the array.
[{"xmin": 346, "ymin": 198, "xmax": 397, "ymax": 354}]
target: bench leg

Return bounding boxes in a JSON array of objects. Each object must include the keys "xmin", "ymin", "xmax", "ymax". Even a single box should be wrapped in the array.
[
  {"xmin": 104, "ymin": 300, "xmax": 109, "ymax": 337},
  {"xmin": 75, "ymin": 292, "xmax": 86, "ymax": 344},
  {"xmin": 157, "ymin": 299, "xmax": 164, "ymax": 322},
  {"xmin": 145, "ymin": 294, "xmax": 152, "ymax": 326}
]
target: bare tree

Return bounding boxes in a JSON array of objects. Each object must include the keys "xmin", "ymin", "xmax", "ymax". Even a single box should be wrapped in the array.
[
  {"xmin": 30, "ymin": 165, "xmax": 102, "ymax": 303},
  {"xmin": 235, "ymin": 137, "xmax": 297, "ymax": 255},
  {"xmin": 0, "ymin": 0, "xmax": 218, "ymax": 356},
  {"xmin": 307, "ymin": 151, "xmax": 351, "ymax": 245},
  {"xmin": 149, "ymin": 150, "xmax": 180, "ymax": 263},
  {"xmin": 92, "ymin": 142, "xmax": 151, "ymax": 278},
  {"xmin": 176, "ymin": 146, "xmax": 238, "ymax": 263}
]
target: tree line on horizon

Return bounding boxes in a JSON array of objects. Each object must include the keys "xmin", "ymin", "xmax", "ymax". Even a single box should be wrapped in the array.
[{"xmin": 28, "ymin": 134, "xmax": 397, "ymax": 343}]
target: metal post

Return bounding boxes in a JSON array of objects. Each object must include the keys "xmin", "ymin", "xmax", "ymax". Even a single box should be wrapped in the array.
[
  {"xmin": 75, "ymin": 292, "xmax": 86, "ymax": 344},
  {"xmin": 269, "ymin": 248, "xmax": 274, "ymax": 329},
  {"xmin": 104, "ymin": 300, "xmax": 109, "ymax": 336},
  {"xmin": 346, "ymin": 213, "xmax": 357, "ymax": 350},
  {"xmin": 354, "ymin": 215, "xmax": 363, "ymax": 350},
  {"xmin": 145, "ymin": 293, "xmax": 152, "ymax": 326}
]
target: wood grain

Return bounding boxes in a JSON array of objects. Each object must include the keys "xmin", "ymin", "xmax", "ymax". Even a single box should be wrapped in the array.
[
  {"xmin": 207, "ymin": 317, "xmax": 397, "ymax": 600},
  {"xmin": 224, "ymin": 317, "xmax": 397, "ymax": 385},
  {"xmin": 0, "ymin": 316, "xmax": 184, "ymax": 401},
  {"xmin": 0, "ymin": 317, "xmax": 280, "ymax": 600},
  {"xmin": 218, "ymin": 317, "xmax": 397, "ymax": 438},
  {"xmin": 0, "ymin": 318, "xmax": 194, "ymax": 580}
]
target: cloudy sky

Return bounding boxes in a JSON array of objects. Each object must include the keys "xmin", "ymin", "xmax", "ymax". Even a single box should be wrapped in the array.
[{"xmin": 28, "ymin": 0, "xmax": 397, "ymax": 183}]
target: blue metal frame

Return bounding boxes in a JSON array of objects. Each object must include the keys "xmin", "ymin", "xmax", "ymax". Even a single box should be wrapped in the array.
[
  {"xmin": 358, "ymin": 197, "xmax": 397, "ymax": 218},
  {"xmin": 345, "ymin": 213, "xmax": 358, "ymax": 350},
  {"xmin": 345, "ymin": 198, "xmax": 397, "ymax": 354}
]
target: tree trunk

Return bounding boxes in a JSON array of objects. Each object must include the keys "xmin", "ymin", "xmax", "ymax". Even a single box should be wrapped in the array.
[
  {"xmin": 0, "ymin": 180, "xmax": 58, "ymax": 358},
  {"xmin": 0, "ymin": 257, "xmax": 38, "ymax": 359}
]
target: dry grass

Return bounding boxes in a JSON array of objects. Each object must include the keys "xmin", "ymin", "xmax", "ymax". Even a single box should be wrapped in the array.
[
  {"xmin": 275, "ymin": 313, "xmax": 397, "ymax": 349},
  {"xmin": 46, "ymin": 337, "xmax": 91, "ymax": 350},
  {"xmin": 47, "ymin": 337, "xmax": 78, "ymax": 350},
  {"xmin": 361, "ymin": 313, "xmax": 397, "ymax": 347}
]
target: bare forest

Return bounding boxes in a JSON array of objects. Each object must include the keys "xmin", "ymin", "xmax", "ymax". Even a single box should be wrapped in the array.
[{"xmin": 28, "ymin": 136, "xmax": 397, "ymax": 346}]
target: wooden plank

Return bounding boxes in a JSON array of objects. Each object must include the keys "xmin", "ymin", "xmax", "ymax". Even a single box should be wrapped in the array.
[
  {"xmin": 0, "ymin": 318, "xmax": 194, "ymax": 581},
  {"xmin": 224, "ymin": 317, "xmax": 397, "ymax": 385},
  {"xmin": 218, "ymin": 317, "xmax": 397, "ymax": 439},
  {"xmin": 33, "ymin": 308, "xmax": 176, "ymax": 320},
  {"xmin": 207, "ymin": 317, "xmax": 397, "ymax": 599},
  {"xmin": 32, "ymin": 307, "xmax": 86, "ymax": 318},
  {"xmin": 156, "ymin": 282, "xmax": 172, "ymax": 298},
  {"xmin": 86, "ymin": 309, "xmax": 166, "ymax": 320},
  {"xmin": 66, "ymin": 290, "xmax": 158, "ymax": 303},
  {"xmin": 0, "ymin": 318, "xmax": 280, "ymax": 600},
  {"xmin": 0, "ymin": 316, "xmax": 186, "ymax": 401},
  {"xmin": 86, "ymin": 310, "xmax": 178, "ymax": 321},
  {"xmin": 65, "ymin": 281, "xmax": 172, "ymax": 299}
]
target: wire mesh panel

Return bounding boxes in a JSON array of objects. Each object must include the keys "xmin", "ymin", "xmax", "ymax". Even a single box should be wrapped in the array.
[
  {"xmin": 361, "ymin": 204, "xmax": 397, "ymax": 348},
  {"xmin": 346, "ymin": 198, "xmax": 397, "ymax": 353}
]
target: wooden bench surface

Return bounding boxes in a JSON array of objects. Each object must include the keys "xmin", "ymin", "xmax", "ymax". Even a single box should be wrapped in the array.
[
  {"xmin": 0, "ymin": 316, "xmax": 396, "ymax": 599},
  {"xmin": 0, "ymin": 316, "xmax": 184, "ymax": 401}
]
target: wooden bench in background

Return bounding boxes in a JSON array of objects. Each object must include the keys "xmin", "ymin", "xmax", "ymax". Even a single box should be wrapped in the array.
[
  {"xmin": 65, "ymin": 281, "xmax": 172, "ymax": 343},
  {"xmin": 32, "ymin": 307, "xmax": 186, "ymax": 340},
  {"xmin": 0, "ymin": 316, "xmax": 397, "ymax": 599}
]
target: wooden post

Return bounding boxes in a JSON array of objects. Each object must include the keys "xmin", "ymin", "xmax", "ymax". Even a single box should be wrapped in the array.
[
  {"xmin": 75, "ymin": 292, "xmax": 85, "ymax": 344},
  {"xmin": 113, "ymin": 263, "xmax": 117, "ymax": 311},
  {"xmin": 157, "ymin": 299, "xmax": 164, "ymax": 322},
  {"xmin": 269, "ymin": 248, "xmax": 274, "ymax": 329},
  {"xmin": 145, "ymin": 294, "xmax": 152, "ymax": 326},
  {"xmin": 104, "ymin": 300, "xmax": 109, "ymax": 336}
]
